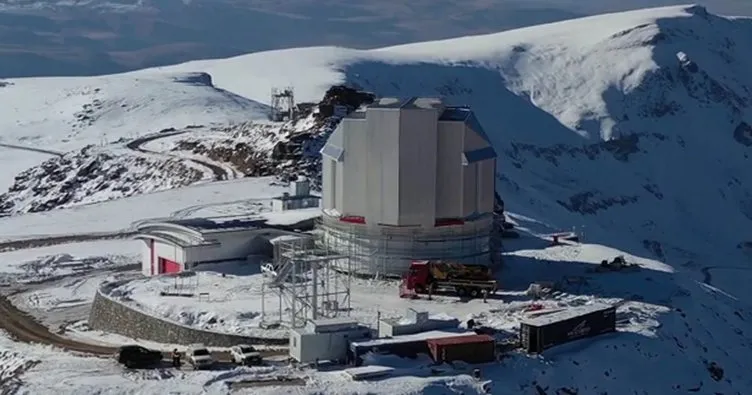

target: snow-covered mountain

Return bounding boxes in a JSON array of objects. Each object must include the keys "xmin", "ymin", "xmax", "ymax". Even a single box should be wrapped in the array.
[
  {"xmin": 1, "ymin": 5, "xmax": 751, "ymax": 393},
  {"xmin": 152, "ymin": 5, "xmax": 752, "ymax": 257},
  {"xmin": 2, "ymin": 4, "xmax": 750, "ymax": 256},
  {"xmin": 0, "ymin": 71, "xmax": 268, "ymax": 152},
  {"xmin": 0, "ymin": 84, "xmax": 373, "ymax": 214},
  {"xmin": 162, "ymin": 5, "xmax": 750, "ymax": 392},
  {"xmin": 0, "ymin": 70, "xmax": 271, "ymax": 208},
  {"xmin": 0, "ymin": 0, "xmax": 750, "ymax": 78}
]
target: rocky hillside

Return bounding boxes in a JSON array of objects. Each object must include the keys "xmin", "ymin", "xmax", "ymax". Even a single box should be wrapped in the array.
[
  {"xmin": 170, "ymin": 86, "xmax": 375, "ymax": 188},
  {"xmin": 0, "ymin": 86, "xmax": 374, "ymax": 215},
  {"xmin": 0, "ymin": 145, "xmax": 208, "ymax": 215}
]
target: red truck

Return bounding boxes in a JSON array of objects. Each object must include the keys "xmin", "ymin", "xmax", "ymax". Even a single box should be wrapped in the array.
[{"xmin": 401, "ymin": 260, "xmax": 498, "ymax": 298}]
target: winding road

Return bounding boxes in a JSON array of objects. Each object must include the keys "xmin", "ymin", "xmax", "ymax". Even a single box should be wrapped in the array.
[
  {"xmin": 0, "ymin": 143, "xmax": 64, "ymax": 157},
  {"xmin": 126, "ymin": 131, "xmax": 236, "ymax": 181},
  {"xmin": 0, "ymin": 293, "xmax": 285, "ymax": 360},
  {"xmin": 0, "ymin": 291, "xmax": 298, "ymax": 389},
  {"xmin": 0, "ymin": 135, "xmax": 305, "ymax": 388}
]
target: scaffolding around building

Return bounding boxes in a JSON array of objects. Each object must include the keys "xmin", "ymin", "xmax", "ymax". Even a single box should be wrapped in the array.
[
  {"xmin": 316, "ymin": 213, "xmax": 498, "ymax": 279},
  {"xmin": 260, "ymin": 236, "xmax": 352, "ymax": 329}
]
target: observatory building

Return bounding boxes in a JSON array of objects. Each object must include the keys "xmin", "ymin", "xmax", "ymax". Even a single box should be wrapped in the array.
[{"xmin": 318, "ymin": 97, "xmax": 497, "ymax": 277}]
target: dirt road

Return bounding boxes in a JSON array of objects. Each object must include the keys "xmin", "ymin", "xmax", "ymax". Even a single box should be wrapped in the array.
[
  {"xmin": 126, "ymin": 132, "xmax": 233, "ymax": 181},
  {"xmin": 0, "ymin": 293, "xmax": 284, "ymax": 362},
  {"xmin": 0, "ymin": 143, "xmax": 64, "ymax": 157},
  {"xmin": 0, "ymin": 293, "xmax": 116, "ymax": 355}
]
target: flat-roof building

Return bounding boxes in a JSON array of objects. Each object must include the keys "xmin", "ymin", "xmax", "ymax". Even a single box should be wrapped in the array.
[{"xmin": 133, "ymin": 217, "xmax": 308, "ymax": 276}]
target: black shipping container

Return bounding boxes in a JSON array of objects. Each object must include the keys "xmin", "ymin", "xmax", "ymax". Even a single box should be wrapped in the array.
[{"xmin": 520, "ymin": 304, "xmax": 616, "ymax": 353}]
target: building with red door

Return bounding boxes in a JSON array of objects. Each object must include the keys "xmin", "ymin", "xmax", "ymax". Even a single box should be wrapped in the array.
[{"xmin": 134, "ymin": 217, "xmax": 307, "ymax": 276}]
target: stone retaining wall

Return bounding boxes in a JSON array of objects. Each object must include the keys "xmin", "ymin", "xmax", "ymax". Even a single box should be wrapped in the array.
[{"xmin": 89, "ymin": 281, "xmax": 287, "ymax": 347}]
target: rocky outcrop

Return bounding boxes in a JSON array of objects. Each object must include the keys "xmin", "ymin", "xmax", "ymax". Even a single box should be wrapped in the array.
[
  {"xmin": 315, "ymin": 85, "xmax": 375, "ymax": 119},
  {"xmin": 733, "ymin": 122, "xmax": 752, "ymax": 146},
  {"xmin": 173, "ymin": 85, "xmax": 375, "ymax": 189},
  {"xmin": 89, "ymin": 281, "xmax": 286, "ymax": 347},
  {"xmin": 0, "ymin": 146, "xmax": 205, "ymax": 215}
]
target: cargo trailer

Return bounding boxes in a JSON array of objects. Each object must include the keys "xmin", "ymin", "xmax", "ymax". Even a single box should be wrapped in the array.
[
  {"xmin": 426, "ymin": 334, "xmax": 496, "ymax": 364},
  {"xmin": 519, "ymin": 303, "xmax": 616, "ymax": 353}
]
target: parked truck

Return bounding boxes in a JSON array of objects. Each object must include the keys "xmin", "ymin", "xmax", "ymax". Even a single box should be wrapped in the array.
[{"xmin": 401, "ymin": 260, "xmax": 498, "ymax": 298}]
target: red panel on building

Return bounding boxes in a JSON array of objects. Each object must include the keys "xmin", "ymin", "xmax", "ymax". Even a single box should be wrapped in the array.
[
  {"xmin": 159, "ymin": 257, "xmax": 181, "ymax": 274},
  {"xmin": 340, "ymin": 215, "xmax": 366, "ymax": 224}
]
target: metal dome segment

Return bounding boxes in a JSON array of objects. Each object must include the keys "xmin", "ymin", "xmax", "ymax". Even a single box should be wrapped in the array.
[{"xmin": 318, "ymin": 97, "xmax": 498, "ymax": 277}]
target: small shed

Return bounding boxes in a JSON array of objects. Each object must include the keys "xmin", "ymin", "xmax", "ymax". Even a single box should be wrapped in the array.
[
  {"xmin": 289, "ymin": 318, "xmax": 372, "ymax": 364},
  {"xmin": 272, "ymin": 178, "xmax": 320, "ymax": 212},
  {"xmin": 378, "ymin": 308, "xmax": 460, "ymax": 337}
]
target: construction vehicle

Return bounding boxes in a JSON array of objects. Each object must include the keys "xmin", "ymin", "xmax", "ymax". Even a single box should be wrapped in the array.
[{"xmin": 400, "ymin": 260, "xmax": 498, "ymax": 298}]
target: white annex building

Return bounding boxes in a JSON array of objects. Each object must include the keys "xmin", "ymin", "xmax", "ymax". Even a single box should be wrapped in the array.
[
  {"xmin": 134, "ymin": 217, "xmax": 306, "ymax": 276},
  {"xmin": 318, "ymin": 97, "xmax": 498, "ymax": 277}
]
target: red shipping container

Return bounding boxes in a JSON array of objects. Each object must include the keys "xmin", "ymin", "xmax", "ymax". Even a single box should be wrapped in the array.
[{"xmin": 426, "ymin": 334, "xmax": 495, "ymax": 364}]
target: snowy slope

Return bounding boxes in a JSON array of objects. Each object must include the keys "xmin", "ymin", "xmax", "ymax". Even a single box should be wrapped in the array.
[
  {"xmin": 0, "ymin": 71, "xmax": 269, "ymax": 153},
  {"xmin": 0, "ymin": 176, "xmax": 290, "ymax": 241},
  {"xmin": 0, "ymin": 85, "xmax": 369, "ymax": 214},
  {"xmin": 157, "ymin": 5, "xmax": 752, "ymax": 259},
  {"xmin": 0, "ymin": 71, "xmax": 272, "ymax": 207},
  {"xmin": 1, "ymin": 5, "xmax": 751, "ymax": 394}
]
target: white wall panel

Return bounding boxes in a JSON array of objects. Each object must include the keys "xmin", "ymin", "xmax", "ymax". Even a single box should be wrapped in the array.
[
  {"xmin": 462, "ymin": 162, "xmax": 478, "ymax": 216},
  {"xmin": 398, "ymin": 108, "xmax": 438, "ymax": 227},
  {"xmin": 365, "ymin": 109, "xmax": 401, "ymax": 225},
  {"xmin": 322, "ymin": 158, "xmax": 335, "ymax": 210},
  {"xmin": 141, "ymin": 240, "xmax": 152, "ymax": 276},
  {"xmin": 154, "ymin": 240, "xmax": 184, "ymax": 263},
  {"xmin": 436, "ymin": 122, "xmax": 464, "ymax": 219},
  {"xmin": 342, "ymin": 119, "xmax": 367, "ymax": 216}
]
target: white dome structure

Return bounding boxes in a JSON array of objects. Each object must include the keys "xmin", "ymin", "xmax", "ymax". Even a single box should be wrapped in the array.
[{"xmin": 318, "ymin": 97, "xmax": 497, "ymax": 277}]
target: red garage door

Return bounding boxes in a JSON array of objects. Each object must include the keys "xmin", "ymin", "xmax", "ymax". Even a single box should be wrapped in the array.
[{"xmin": 159, "ymin": 258, "xmax": 181, "ymax": 274}]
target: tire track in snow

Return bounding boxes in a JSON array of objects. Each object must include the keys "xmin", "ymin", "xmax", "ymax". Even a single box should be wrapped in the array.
[
  {"xmin": 701, "ymin": 266, "xmax": 752, "ymax": 287},
  {"xmin": 0, "ymin": 232, "xmax": 134, "ymax": 253},
  {"xmin": 0, "ymin": 143, "xmax": 64, "ymax": 157},
  {"xmin": 125, "ymin": 131, "xmax": 235, "ymax": 182},
  {"xmin": 168, "ymin": 197, "xmax": 269, "ymax": 219}
]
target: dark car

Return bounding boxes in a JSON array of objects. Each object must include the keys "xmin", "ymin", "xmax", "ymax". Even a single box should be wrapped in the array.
[{"xmin": 116, "ymin": 345, "xmax": 163, "ymax": 369}]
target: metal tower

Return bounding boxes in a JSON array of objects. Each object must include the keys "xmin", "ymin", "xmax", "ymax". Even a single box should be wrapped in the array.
[
  {"xmin": 260, "ymin": 237, "xmax": 352, "ymax": 329},
  {"xmin": 270, "ymin": 87, "xmax": 295, "ymax": 121}
]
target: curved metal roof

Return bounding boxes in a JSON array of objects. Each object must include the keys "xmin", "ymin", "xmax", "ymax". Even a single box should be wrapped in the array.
[
  {"xmin": 133, "ymin": 222, "xmax": 209, "ymax": 247},
  {"xmin": 133, "ymin": 218, "xmax": 309, "ymax": 247}
]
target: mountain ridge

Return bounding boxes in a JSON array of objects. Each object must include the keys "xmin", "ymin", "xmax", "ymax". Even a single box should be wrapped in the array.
[{"xmin": 0, "ymin": 4, "xmax": 751, "ymax": 393}]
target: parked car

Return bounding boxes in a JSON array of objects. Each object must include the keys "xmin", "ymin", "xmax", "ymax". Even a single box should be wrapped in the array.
[
  {"xmin": 116, "ymin": 345, "xmax": 163, "ymax": 369},
  {"xmin": 187, "ymin": 344, "xmax": 214, "ymax": 369},
  {"xmin": 230, "ymin": 345, "xmax": 262, "ymax": 366}
]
